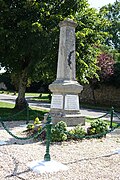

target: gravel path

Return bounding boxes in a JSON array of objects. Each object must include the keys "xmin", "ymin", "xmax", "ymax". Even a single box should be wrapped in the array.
[{"xmin": 0, "ymin": 121, "xmax": 120, "ymax": 180}]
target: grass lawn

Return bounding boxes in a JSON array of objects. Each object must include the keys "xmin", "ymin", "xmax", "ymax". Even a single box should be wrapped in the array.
[
  {"xmin": 0, "ymin": 101, "xmax": 14, "ymax": 108},
  {"xmin": 0, "ymin": 101, "xmax": 49, "ymax": 122}
]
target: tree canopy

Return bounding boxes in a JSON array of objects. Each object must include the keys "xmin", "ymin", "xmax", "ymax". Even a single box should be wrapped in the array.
[
  {"xmin": 100, "ymin": 0, "xmax": 120, "ymax": 52},
  {"xmin": 0, "ymin": 0, "xmax": 78, "ymax": 75},
  {"xmin": 0, "ymin": 0, "xmax": 79, "ymax": 108},
  {"xmin": 75, "ymin": 5, "xmax": 110, "ymax": 83},
  {"xmin": 99, "ymin": 1, "xmax": 120, "ymax": 87},
  {"xmin": 0, "ymin": 0, "xmax": 116, "ymax": 108}
]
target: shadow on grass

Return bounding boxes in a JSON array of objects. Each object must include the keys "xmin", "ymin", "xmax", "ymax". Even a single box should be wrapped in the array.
[
  {"xmin": 26, "ymin": 95, "xmax": 51, "ymax": 103},
  {"xmin": 0, "ymin": 107, "xmax": 47, "ymax": 122}
]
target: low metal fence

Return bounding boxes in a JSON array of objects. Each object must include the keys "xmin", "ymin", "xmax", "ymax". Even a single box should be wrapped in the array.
[{"xmin": 0, "ymin": 107, "xmax": 120, "ymax": 161}]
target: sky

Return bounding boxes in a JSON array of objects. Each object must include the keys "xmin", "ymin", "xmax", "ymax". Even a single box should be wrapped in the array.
[
  {"xmin": 0, "ymin": 67, "xmax": 6, "ymax": 74},
  {"xmin": 88, "ymin": 0, "xmax": 116, "ymax": 9}
]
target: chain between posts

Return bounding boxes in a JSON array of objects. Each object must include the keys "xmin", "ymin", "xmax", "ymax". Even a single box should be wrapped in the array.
[
  {"xmin": 0, "ymin": 107, "xmax": 52, "ymax": 162},
  {"xmin": 0, "ymin": 113, "xmax": 53, "ymax": 162},
  {"xmin": 0, "ymin": 107, "xmax": 120, "ymax": 162},
  {"xmin": 63, "ymin": 107, "xmax": 120, "ymax": 140},
  {"xmin": 1, "ymin": 121, "xmax": 46, "ymax": 140},
  {"xmin": 86, "ymin": 112, "xmax": 109, "ymax": 120},
  {"xmin": 64, "ymin": 123, "xmax": 120, "ymax": 140},
  {"xmin": 85, "ymin": 107, "xmax": 120, "ymax": 129},
  {"xmin": 43, "ymin": 108, "xmax": 120, "ymax": 162}
]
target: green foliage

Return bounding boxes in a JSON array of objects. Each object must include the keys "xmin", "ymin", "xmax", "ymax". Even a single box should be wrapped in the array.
[
  {"xmin": 26, "ymin": 117, "xmax": 43, "ymax": 138},
  {"xmin": 0, "ymin": 0, "xmax": 79, "ymax": 108},
  {"xmin": 26, "ymin": 120, "xmax": 68, "ymax": 142},
  {"xmin": 1, "ymin": 0, "xmax": 117, "ymax": 107},
  {"xmin": 1, "ymin": 0, "xmax": 111, "ymax": 86},
  {"xmin": 27, "ymin": 117, "xmax": 42, "ymax": 130},
  {"xmin": 0, "ymin": 0, "xmax": 78, "ymax": 76},
  {"xmin": 68, "ymin": 124, "xmax": 86, "ymax": 139},
  {"xmin": 26, "ymin": 119, "xmax": 110, "ymax": 142},
  {"xmin": 51, "ymin": 121, "xmax": 67, "ymax": 142},
  {"xmin": 100, "ymin": 0, "xmax": 120, "ymax": 51},
  {"xmin": 0, "ymin": 73, "xmax": 14, "ymax": 91},
  {"xmin": 76, "ymin": 5, "xmax": 110, "ymax": 83},
  {"xmin": 54, "ymin": 121, "xmax": 67, "ymax": 131},
  {"xmin": 27, "ymin": 123, "xmax": 35, "ymax": 130},
  {"xmin": 34, "ymin": 117, "xmax": 41, "ymax": 124},
  {"xmin": 87, "ymin": 119, "xmax": 108, "ymax": 135},
  {"xmin": 98, "ymin": 0, "xmax": 120, "ymax": 87}
]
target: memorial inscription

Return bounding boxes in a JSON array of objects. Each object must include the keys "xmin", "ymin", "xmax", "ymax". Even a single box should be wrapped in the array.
[
  {"xmin": 51, "ymin": 95, "xmax": 63, "ymax": 109},
  {"xmin": 65, "ymin": 95, "xmax": 79, "ymax": 110}
]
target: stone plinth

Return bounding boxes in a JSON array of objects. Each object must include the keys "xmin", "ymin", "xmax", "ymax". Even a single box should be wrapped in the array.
[
  {"xmin": 50, "ymin": 115, "xmax": 85, "ymax": 127},
  {"xmin": 49, "ymin": 19, "xmax": 84, "ymax": 126}
]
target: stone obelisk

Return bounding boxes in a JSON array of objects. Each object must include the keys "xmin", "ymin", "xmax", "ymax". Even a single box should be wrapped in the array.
[{"xmin": 49, "ymin": 19, "xmax": 84, "ymax": 126}]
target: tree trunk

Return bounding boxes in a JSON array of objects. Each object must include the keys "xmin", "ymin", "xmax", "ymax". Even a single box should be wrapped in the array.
[{"xmin": 14, "ymin": 70, "xmax": 28, "ymax": 110}]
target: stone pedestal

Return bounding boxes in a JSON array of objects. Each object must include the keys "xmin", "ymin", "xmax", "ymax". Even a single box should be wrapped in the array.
[{"xmin": 49, "ymin": 19, "xmax": 84, "ymax": 126}]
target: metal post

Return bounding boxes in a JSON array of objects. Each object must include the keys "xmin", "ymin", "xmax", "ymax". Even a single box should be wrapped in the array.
[
  {"xmin": 110, "ymin": 107, "xmax": 114, "ymax": 129},
  {"xmin": 44, "ymin": 114, "xmax": 52, "ymax": 161}
]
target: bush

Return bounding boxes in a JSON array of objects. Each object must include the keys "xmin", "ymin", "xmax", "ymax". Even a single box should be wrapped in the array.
[
  {"xmin": 87, "ymin": 119, "xmax": 108, "ymax": 135},
  {"xmin": 27, "ymin": 117, "xmax": 42, "ymax": 130},
  {"xmin": 68, "ymin": 124, "xmax": 86, "ymax": 139},
  {"xmin": 26, "ymin": 117, "xmax": 46, "ymax": 140},
  {"xmin": 51, "ymin": 121, "xmax": 67, "ymax": 142},
  {"xmin": 26, "ymin": 118, "xmax": 109, "ymax": 142}
]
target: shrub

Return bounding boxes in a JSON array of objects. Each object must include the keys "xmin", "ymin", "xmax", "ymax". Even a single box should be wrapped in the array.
[
  {"xmin": 26, "ymin": 117, "xmax": 46, "ymax": 139},
  {"xmin": 34, "ymin": 117, "xmax": 41, "ymax": 124},
  {"xmin": 51, "ymin": 121, "xmax": 67, "ymax": 142},
  {"xmin": 87, "ymin": 119, "xmax": 108, "ymax": 135},
  {"xmin": 27, "ymin": 117, "xmax": 42, "ymax": 130},
  {"xmin": 26, "ymin": 118, "xmax": 109, "ymax": 142},
  {"xmin": 68, "ymin": 124, "xmax": 86, "ymax": 139},
  {"xmin": 27, "ymin": 123, "xmax": 35, "ymax": 130}
]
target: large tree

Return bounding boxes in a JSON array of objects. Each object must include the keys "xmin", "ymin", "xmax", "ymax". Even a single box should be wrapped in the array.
[
  {"xmin": 100, "ymin": 0, "xmax": 120, "ymax": 52},
  {"xmin": 32, "ymin": 2, "xmax": 110, "ymax": 84},
  {"xmin": 0, "ymin": 0, "xmax": 110, "ymax": 109},
  {"xmin": 0, "ymin": 0, "xmax": 78, "ymax": 109},
  {"xmin": 75, "ymin": 4, "xmax": 110, "ymax": 83},
  {"xmin": 99, "ymin": 0, "xmax": 120, "ymax": 87}
]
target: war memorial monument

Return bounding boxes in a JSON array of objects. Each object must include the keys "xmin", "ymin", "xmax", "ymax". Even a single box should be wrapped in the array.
[{"xmin": 49, "ymin": 19, "xmax": 84, "ymax": 126}]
